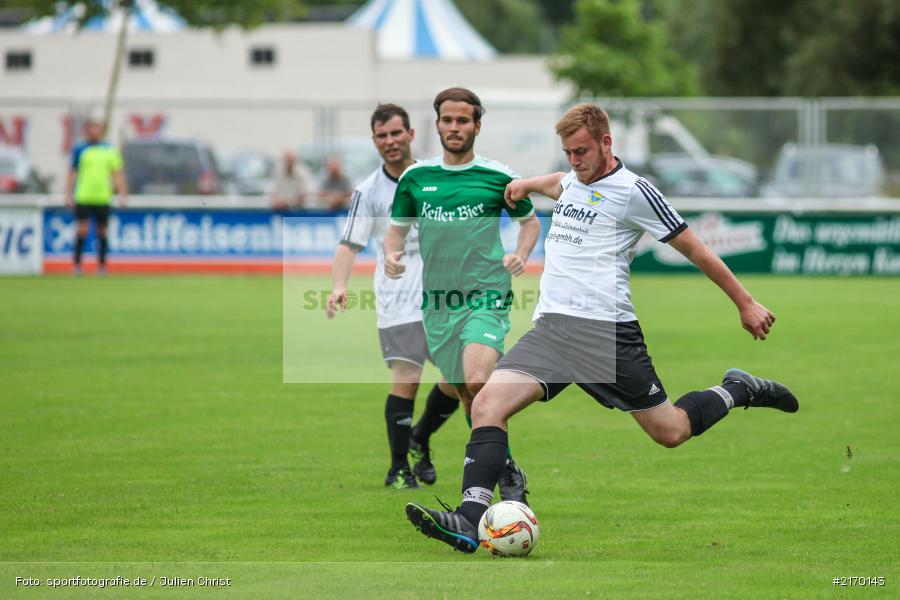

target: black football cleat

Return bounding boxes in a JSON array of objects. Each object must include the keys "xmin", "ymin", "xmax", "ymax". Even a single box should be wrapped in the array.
[
  {"xmin": 385, "ymin": 467, "xmax": 420, "ymax": 489},
  {"xmin": 723, "ymin": 368, "xmax": 799, "ymax": 413},
  {"xmin": 498, "ymin": 457, "xmax": 529, "ymax": 505},
  {"xmin": 405, "ymin": 502, "xmax": 479, "ymax": 554},
  {"xmin": 409, "ymin": 437, "xmax": 437, "ymax": 485}
]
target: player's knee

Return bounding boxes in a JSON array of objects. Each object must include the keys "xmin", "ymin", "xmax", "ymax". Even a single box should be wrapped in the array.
[
  {"xmin": 391, "ymin": 382, "xmax": 419, "ymax": 399},
  {"xmin": 470, "ymin": 386, "xmax": 504, "ymax": 426}
]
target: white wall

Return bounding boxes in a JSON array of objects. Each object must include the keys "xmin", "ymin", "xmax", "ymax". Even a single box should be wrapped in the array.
[
  {"xmin": 0, "ymin": 24, "xmax": 567, "ymax": 191},
  {"xmin": 1, "ymin": 23, "xmax": 560, "ymax": 101}
]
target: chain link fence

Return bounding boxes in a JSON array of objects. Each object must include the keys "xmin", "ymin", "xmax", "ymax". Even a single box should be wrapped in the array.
[{"xmin": 1, "ymin": 97, "xmax": 898, "ymax": 199}]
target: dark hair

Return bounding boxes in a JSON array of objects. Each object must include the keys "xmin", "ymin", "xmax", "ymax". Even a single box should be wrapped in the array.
[
  {"xmin": 370, "ymin": 103, "xmax": 411, "ymax": 131},
  {"xmin": 433, "ymin": 87, "xmax": 485, "ymax": 122}
]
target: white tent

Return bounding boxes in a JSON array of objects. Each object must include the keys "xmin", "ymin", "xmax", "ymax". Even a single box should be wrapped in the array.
[
  {"xmin": 348, "ymin": 0, "xmax": 496, "ymax": 61},
  {"xmin": 23, "ymin": 0, "xmax": 186, "ymax": 35}
]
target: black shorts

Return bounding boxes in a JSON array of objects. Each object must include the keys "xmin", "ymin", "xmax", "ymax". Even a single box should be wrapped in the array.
[
  {"xmin": 495, "ymin": 313, "xmax": 668, "ymax": 412},
  {"xmin": 378, "ymin": 321, "xmax": 432, "ymax": 368},
  {"xmin": 74, "ymin": 204, "xmax": 111, "ymax": 225}
]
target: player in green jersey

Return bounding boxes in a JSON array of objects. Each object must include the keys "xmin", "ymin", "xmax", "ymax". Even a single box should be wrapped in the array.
[
  {"xmin": 64, "ymin": 118, "xmax": 128, "ymax": 275},
  {"xmin": 384, "ymin": 88, "xmax": 541, "ymax": 503}
]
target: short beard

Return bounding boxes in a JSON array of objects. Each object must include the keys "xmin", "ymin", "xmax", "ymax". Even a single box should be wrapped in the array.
[
  {"xmin": 383, "ymin": 149, "xmax": 410, "ymax": 167},
  {"xmin": 439, "ymin": 133, "xmax": 475, "ymax": 155}
]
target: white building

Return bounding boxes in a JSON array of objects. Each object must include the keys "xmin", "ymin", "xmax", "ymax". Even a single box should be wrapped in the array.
[{"xmin": 0, "ymin": 1, "xmax": 568, "ymax": 190}]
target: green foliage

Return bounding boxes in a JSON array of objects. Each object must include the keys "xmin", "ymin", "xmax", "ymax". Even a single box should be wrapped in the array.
[
  {"xmin": 657, "ymin": 0, "xmax": 900, "ymax": 96},
  {"xmin": 784, "ymin": 0, "xmax": 900, "ymax": 96},
  {"xmin": 533, "ymin": 0, "xmax": 576, "ymax": 27},
  {"xmin": 15, "ymin": 0, "xmax": 308, "ymax": 29},
  {"xmin": 551, "ymin": 0, "xmax": 699, "ymax": 97},
  {"xmin": 454, "ymin": 0, "xmax": 549, "ymax": 54}
]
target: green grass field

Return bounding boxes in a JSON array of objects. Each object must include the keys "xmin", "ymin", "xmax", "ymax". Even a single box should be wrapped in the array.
[{"xmin": 2, "ymin": 274, "xmax": 899, "ymax": 598}]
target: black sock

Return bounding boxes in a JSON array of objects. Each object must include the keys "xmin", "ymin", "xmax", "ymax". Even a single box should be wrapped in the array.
[
  {"xmin": 98, "ymin": 235, "xmax": 108, "ymax": 267},
  {"xmin": 458, "ymin": 426, "xmax": 508, "ymax": 525},
  {"xmin": 384, "ymin": 394, "xmax": 414, "ymax": 471},
  {"xmin": 674, "ymin": 389, "xmax": 730, "ymax": 437},
  {"xmin": 721, "ymin": 380, "xmax": 751, "ymax": 407},
  {"xmin": 74, "ymin": 234, "xmax": 85, "ymax": 266},
  {"xmin": 411, "ymin": 384, "xmax": 458, "ymax": 448}
]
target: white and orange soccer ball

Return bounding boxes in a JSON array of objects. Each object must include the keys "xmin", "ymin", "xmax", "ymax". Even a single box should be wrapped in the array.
[{"xmin": 477, "ymin": 501, "xmax": 540, "ymax": 557}]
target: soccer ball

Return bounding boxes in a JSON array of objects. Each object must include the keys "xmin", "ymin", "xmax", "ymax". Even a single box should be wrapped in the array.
[{"xmin": 478, "ymin": 501, "xmax": 540, "ymax": 557}]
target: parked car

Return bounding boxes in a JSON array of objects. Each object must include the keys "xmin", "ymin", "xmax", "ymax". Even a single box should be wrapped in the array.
[
  {"xmin": 646, "ymin": 153, "xmax": 759, "ymax": 198},
  {"xmin": 220, "ymin": 149, "xmax": 276, "ymax": 196},
  {"xmin": 123, "ymin": 138, "xmax": 224, "ymax": 195},
  {"xmin": 0, "ymin": 145, "xmax": 51, "ymax": 193},
  {"xmin": 761, "ymin": 143, "xmax": 885, "ymax": 198}
]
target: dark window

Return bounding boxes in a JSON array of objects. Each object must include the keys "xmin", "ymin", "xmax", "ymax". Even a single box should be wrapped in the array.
[
  {"xmin": 250, "ymin": 46, "xmax": 276, "ymax": 67},
  {"xmin": 128, "ymin": 48, "xmax": 154, "ymax": 68},
  {"xmin": 5, "ymin": 50, "xmax": 32, "ymax": 71}
]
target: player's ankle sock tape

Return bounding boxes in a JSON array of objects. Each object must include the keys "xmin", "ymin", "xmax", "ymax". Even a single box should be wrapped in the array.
[
  {"xmin": 385, "ymin": 394, "xmax": 414, "ymax": 468},
  {"xmin": 722, "ymin": 381, "xmax": 750, "ymax": 407},
  {"xmin": 674, "ymin": 390, "xmax": 729, "ymax": 437},
  {"xmin": 460, "ymin": 426, "xmax": 508, "ymax": 524},
  {"xmin": 412, "ymin": 385, "xmax": 459, "ymax": 445}
]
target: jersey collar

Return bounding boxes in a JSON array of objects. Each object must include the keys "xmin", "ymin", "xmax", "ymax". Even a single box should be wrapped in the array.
[
  {"xmin": 440, "ymin": 153, "xmax": 481, "ymax": 171},
  {"xmin": 381, "ymin": 165, "xmax": 399, "ymax": 183},
  {"xmin": 583, "ymin": 157, "xmax": 624, "ymax": 185}
]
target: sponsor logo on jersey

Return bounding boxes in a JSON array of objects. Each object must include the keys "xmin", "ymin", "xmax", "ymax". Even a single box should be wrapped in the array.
[
  {"xmin": 422, "ymin": 201, "xmax": 486, "ymax": 222},
  {"xmin": 422, "ymin": 186, "xmax": 438, "ymax": 192},
  {"xmin": 554, "ymin": 202, "xmax": 599, "ymax": 225},
  {"xmin": 588, "ymin": 191, "xmax": 605, "ymax": 206}
]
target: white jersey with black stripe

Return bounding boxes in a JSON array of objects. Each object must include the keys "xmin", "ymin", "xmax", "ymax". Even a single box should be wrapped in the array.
[
  {"xmin": 534, "ymin": 160, "xmax": 687, "ymax": 323},
  {"xmin": 340, "ymin": 165, "xmax": 423, "ymax": 329}
]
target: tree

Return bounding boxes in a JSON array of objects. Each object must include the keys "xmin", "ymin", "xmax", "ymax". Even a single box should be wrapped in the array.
[
  {"xmin": 533, "ymin": 0, "xmax": 576, "ymax": 28},
  {"xmin": 454, "ymin": 0, "xmax": 548, "ymax": 54},
  {"xmin": 656, "ymin": 0, "xmax": 900, "ymax": 97},
  {"xmin": 18, "ymin": 0, "xmax": 308, "ymax": 29},
  {"xmin": 783, "ymin": 0, "xmax": 900, "ymax": 96},
  {"xmin": 551, "ymin": 0, "xmax": 698, "ymax": 97}
]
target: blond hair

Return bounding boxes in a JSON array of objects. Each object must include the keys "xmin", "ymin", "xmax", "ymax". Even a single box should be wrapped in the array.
[{"xmin": 555, "ymin": 103, "xmax": 610, "ymax": 142}]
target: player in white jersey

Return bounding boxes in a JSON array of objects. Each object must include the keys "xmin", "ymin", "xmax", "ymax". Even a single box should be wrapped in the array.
[
  {"xmin": 327, "ymin": 104, "xmax": 459, "ymax": 490},
  {"xmin": 405, "ymin": 103, "xmax": 799, "ymax": 553}
]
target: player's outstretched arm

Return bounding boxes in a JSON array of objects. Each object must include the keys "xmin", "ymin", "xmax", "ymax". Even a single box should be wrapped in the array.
[
  {"xmin": 668, "ymin": 228, "xmax": 775, "ymax": 340},
  {"xmin": 504, "ymin": 172, "xmax": 566, "ymax": 209},
  {"xmin": 327, "ymin": 243, "xmax": 358, "ymax": 319},
  {"xmin": 383, "ymin": 223, "xmax": 410, "ymax": 279},
  {"xmin": 504, "ymin": 215, "xmax": 541, "ymax": 277}
]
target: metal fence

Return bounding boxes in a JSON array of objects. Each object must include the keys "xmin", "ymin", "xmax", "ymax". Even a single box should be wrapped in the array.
[{"xmin": 1, "ymin": 96, "xmax": 899, "ymax": 199}]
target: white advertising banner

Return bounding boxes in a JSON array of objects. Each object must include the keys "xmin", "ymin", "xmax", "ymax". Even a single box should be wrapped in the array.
[{"xmin": 0, "ymin": 207, "xmax": 42, "ymax": 275}]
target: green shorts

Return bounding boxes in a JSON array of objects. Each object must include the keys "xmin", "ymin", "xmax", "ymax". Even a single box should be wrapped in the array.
[{"xmin": 425, "ymin": 309, "xmax": 510, "ymax": 386}]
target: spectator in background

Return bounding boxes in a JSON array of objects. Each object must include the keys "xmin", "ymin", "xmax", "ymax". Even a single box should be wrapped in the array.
[
  {"xmin": 319, "ymin": 156, "xmax": 353, "ymax": 210},
  {"xmin": 65, "ymin": 118, "xmax": 127, "ymax": 275},
  {"xmin": 269, "ymin": 150, "xmax": 307, "ymax": 210}
]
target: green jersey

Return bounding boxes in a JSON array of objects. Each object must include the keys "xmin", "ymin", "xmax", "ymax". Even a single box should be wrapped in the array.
[
  {"xmin": 391, "ymin": 154, "xmax": 534, "ymax": 318},
  {"xmin": 71, "ymin": 142, "xmax": 123, "ymax": 205}
]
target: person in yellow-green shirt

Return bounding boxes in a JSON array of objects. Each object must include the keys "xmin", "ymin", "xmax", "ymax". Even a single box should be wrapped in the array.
[{"xmin": 64, "ymin": 119, "xmax": 128, "ymax": 274}]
